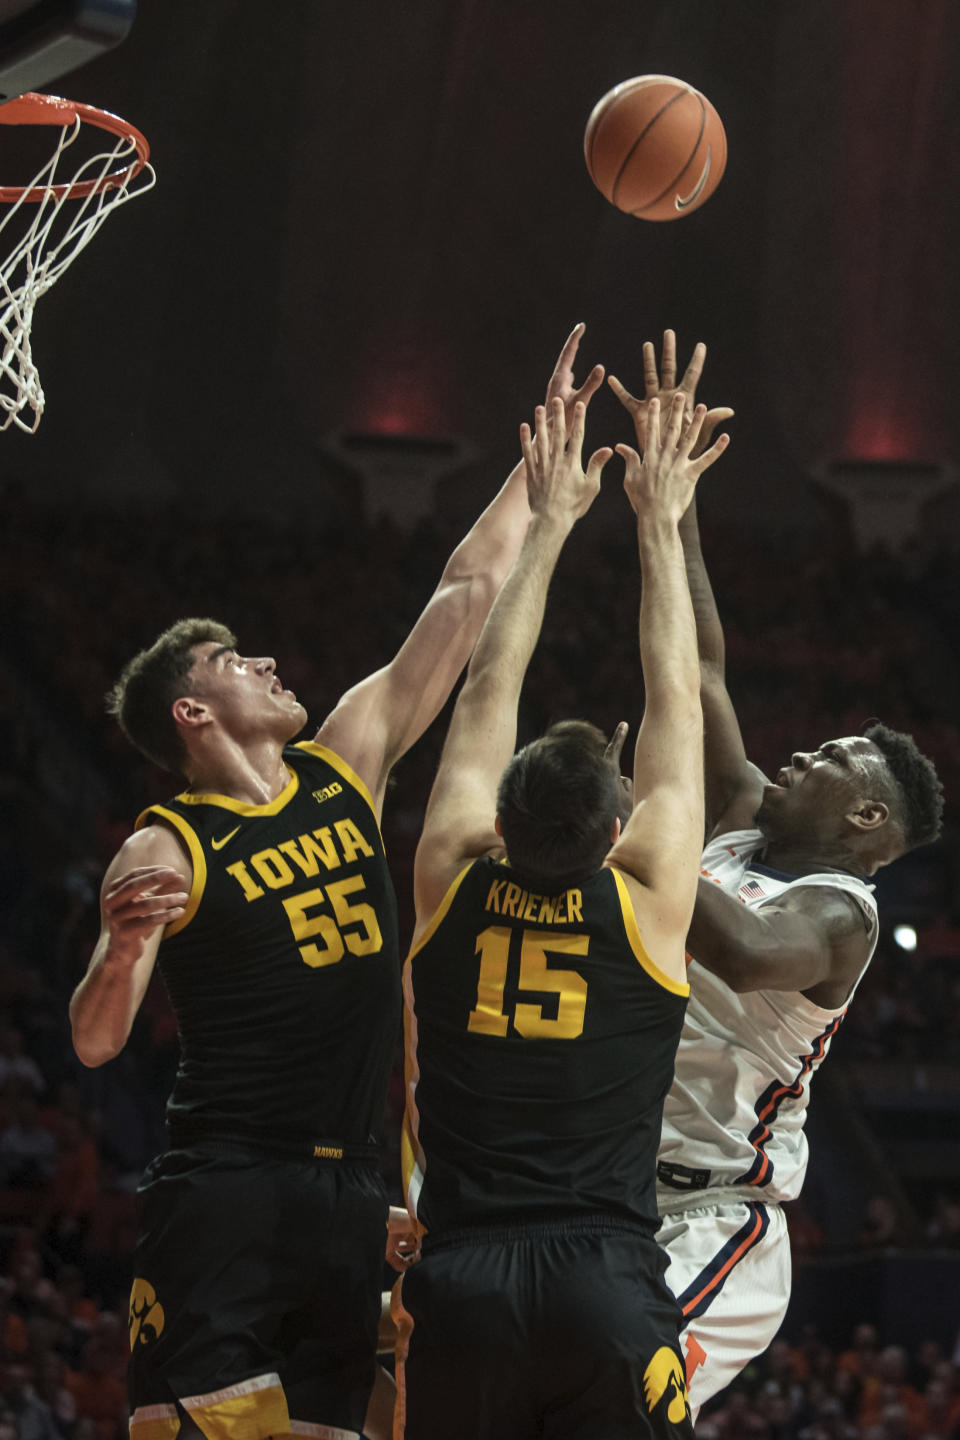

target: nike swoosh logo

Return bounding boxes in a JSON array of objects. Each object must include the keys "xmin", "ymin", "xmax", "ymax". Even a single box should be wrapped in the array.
[
  {"xmin": 211, "ymin": 827, "xmax": 241, "ymax": 851},
  {"xmin": 675, "ymin": 148, "xmax": 712, "ymax": 210}
]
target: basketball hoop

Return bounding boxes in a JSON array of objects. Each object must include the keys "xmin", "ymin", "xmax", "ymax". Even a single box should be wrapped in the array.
[{"xmin": 0, "ymin": 91, "xmax": 155, "ymax": 433}]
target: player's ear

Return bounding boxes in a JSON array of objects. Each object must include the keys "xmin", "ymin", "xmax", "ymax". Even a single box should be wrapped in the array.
[
  {"xmin": 846, "ymin": 799, "xmax": 889, "ymax": 832},
  {"xmin": 494, "ymin": 814, "xmax": 503, "ymax": 838},
  {"xmin": 172, "ymin": 697, "xmax": 213, "ymax": 730},
  {"xmin": 610, "ymin": 815, "xmax": 621, "ymax": 844}
]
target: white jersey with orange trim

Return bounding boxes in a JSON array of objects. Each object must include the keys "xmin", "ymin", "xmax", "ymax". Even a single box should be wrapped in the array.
[{"xmin": 656, "ymin": 828, "xmax": 879, "ymax": 1210}]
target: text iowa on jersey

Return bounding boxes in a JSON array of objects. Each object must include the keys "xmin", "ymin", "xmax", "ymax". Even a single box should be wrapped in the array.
[{"xmin": 223, "ymin": 818, "xmax": 377, "ymax": 903}]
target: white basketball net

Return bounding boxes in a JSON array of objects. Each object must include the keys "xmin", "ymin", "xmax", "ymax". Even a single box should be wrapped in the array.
[{"xmin": 0, "ymin": 112, "xmax": 155, "ymax": 433}]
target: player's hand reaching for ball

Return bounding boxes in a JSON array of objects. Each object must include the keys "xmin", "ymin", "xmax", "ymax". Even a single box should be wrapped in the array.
[
  {"xmin": 101, "ymin": 865, "xmax": 188, "ymax": 963},
  {"xmin": 619, "ymin": 394, "xmax": 729, "ymax": 526},
  {"xmin": 608, "ymin": 329, "xmax": 733, "ymax": 459},
  {"xmin": 544, "ymin": 322, "xmax": 606, "ymax": 431},
  {"xmin": 520, "ymin": 398, "xmax": 612, "ymax": 525}
]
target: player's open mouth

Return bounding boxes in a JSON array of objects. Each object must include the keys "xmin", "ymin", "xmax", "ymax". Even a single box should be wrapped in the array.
[
  {"xmin": 271, "ymin": 677, "xmax": 283, "ymax": 694},
  {"xmin": 774, "ymin": 769, "xmax": 791, "ymax": 788}
]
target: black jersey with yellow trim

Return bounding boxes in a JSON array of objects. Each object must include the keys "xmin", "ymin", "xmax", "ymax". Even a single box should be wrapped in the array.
[
  {"xmin": 402, "ymin": 855, "xmax": 688, "ymax": 1235},
  {"xmin": 135, "ymin": 741, "xmax": 400, "ymax": 1153}
]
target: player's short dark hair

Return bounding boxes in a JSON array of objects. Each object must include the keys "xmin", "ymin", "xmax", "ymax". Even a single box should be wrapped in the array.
[
  {"xmin": 496, "ymin": 719, "xmax": 619, "ymax": 888},
  {"xmin": 863, "ymin": 721, "xmax": 944, "ymax": 850},
  {"xmin": 106, "ymin": 618, "xmax": 236, "ymax": 775}
]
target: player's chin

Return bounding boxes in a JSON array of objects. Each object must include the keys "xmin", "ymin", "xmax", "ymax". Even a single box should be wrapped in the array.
[
  {"xmin": 278, "ymin": 702, "xmax": 308, "ymax": 739},
  {"xmin": 754, "ymin": 787, "xmax": 784, "ymax": 829}
]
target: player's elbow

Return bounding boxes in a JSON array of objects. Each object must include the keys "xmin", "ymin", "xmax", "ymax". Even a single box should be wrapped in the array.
[
  {"xmin": 72, "ymin": 1035, "xmax": 120, "ymax": 1068},
  {"xmin": 69, "ymin": 1010, "xmax": 124, "ymax": 1069}
]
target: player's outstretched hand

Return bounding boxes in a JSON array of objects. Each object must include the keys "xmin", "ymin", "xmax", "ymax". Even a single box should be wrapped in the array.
[
  {"xmin": 604, "ymin": 721, "xmax": 634, "ymax": 826},
  {"xmin": 545, "ymin": 322, "xmax": 605, "ymax": 430},
  {"xmin": 618, "ymin": 395, "xmax": 729, "ymax": 525},
  {"xmin": 101, "ymin": 866, "xmax": 188, "ymax": 961},
  {"xmin": 608, "ymin": 328, "xmax": 733, "ymax": 458},
  {"xmin": 520, "ymin": 398, "xmax": 612, "ymax": 524}
]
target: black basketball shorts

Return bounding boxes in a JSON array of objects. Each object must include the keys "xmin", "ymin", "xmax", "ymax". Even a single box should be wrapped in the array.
[
  {"xmin": 393, "ymin": 1215, "xmax": 695, "ymax": 1440},
  {"xmin": 127, "ymin": 1141, "xmax": 387, "ymax": 1440}
]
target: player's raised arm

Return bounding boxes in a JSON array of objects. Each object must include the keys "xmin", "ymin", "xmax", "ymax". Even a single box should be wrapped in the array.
[
  {"xmin": 69, "ymin": 825, "xmax": 191, "ymax": 1066},
  {"xmin": 605, "ymin": 395, "xmax": 729, "ymax": 972},
  {"xmin": 315, "ymin": 325, "xmax": 606, "ymax": 819},
  {"xmin": 411, "ymin": 398, "xmax": 611, "ymax": 930},
  {"xmin": 609, "ymin": 331, "xmax": 752, "ymax": 837}
]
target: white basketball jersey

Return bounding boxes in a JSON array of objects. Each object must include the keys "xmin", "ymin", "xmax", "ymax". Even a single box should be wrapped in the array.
[{"xmin": 657, "ymin": 829, "xmax": 878, "ymax": 1209}]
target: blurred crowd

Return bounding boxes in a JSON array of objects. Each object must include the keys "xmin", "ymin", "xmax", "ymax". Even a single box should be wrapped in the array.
[
  {"xmin": 0, "ymin": 479, "xmax": 958, "ymax": 1434},
  {"xmin": 696, "ymin": 1326, "xmax": 960, "ymax": 1440}
]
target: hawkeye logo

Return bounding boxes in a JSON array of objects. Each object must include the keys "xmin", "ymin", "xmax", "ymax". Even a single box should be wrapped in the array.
[
  {"xmin": 312, "ymin": 782, "xmax": 343, "ymax": 805},
  {"xmin": 129, "ymin": 1278, "xmax": 165, "ymax": 1351},
  {"xmin": 643, "ymin": 1347, "xmax": 691, "ymax": 1424}
]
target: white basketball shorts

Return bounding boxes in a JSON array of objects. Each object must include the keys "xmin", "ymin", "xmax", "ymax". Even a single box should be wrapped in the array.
[{"xmin": 657, "ymin": 1199, "xmax": 791, "ymax": 1419}]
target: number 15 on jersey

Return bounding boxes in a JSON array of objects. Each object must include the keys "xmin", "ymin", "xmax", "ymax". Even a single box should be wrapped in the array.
[{"xmin": 468, "ymin": 926, "xmax": 589, "ymax": 1040}]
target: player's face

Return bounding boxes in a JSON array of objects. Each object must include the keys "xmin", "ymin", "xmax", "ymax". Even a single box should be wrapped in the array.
[
  {"xmin": 184, "ymin": 642, "xmax": 307, "ymax": 741},
  {"xmin": 756, "ymin": 736, "xmax": 888, "ymax": 842}
]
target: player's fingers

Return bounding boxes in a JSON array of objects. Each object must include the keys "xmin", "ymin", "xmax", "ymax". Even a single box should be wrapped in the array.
[
  {"xmin": 644, "ymin": 396, "xmax": 662, "ymax": 458},
  {"xmin": 106, "ymin": 865, "xmax": 183, "ymax": 892},
  {"xmin": 551, "ymin": 395, "xmax": 569, "ymax": 460},
  {"xmin": 566, "ymin": 398, "xmax": 584, "ymax": 458},
  {"xmin": 519, "ymin": 421, "xmax": 535, "ymax": 478},
  {"xmin": 553, "ymin": 322, "xmax": 585, "ymax": 377},
  {"xmin": 660, "ymin": 329, "xmax": 677, "ymax": 389},
  {"xmin": 663, "ymin": 392, "xmax": 687, "ymax": 452},
  {"xmin": 105, "ymin": 875, "xmax": 187, "ymax": 910},
  {"xmin": 575, "ymin": 363, "xmax": 605, "ymax": 407},
  {"xmin": 604, "ymin": 720, "xmax": 629, "ymax": 769},
  {"xmin": 533, "ymin": 403, "xmax": 549, "ymax": 466},
  {"xmin": 690, "ymin": 407, "xmax": 734, "ymax": 456},
  {"xmin": 585, "ymin": 446, "xmax": 613, "ymax": 483},
  {"xmin": 607, "ymin": 373, "xmax": 638, "ymax": 412},
  {"xmin": 615, "ymin": 442, "xmax": 642, "ymax": 484},
  {"xmin": 691, "ymin": 431, "xmax": 731, "ymax": 475},
  {"xmin": 677, "ymin": 402, "xmax": 707, "ymax": 459},
  {"xmin": 111, "ymin": 890, "xmax": 190, "ymax": 917},
  {"xmin": 114, "ymin": 903, "xmax": 187, "ymax": 932},
  {"xmin": 642, "ymin": 340, "xmax": 660, "ymax": 397},
  {"xmin": 679, "ymin": 340, "xmax": 707, "ymax": 397}
]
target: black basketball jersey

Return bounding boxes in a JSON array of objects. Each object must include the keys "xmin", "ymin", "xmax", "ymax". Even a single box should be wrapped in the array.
[
  {"xmin": 402, "ymin": 856, "xmax": 689, "ymax": 1234},
  {"xmin": 136, "ymin": 741, "xmax": 400, "ymax": 1154}
]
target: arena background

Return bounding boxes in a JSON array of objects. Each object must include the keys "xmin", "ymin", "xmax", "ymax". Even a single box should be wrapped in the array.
[{"xmin": 1, "ymin": 2, "xmax": 958, "ymax": 1436}]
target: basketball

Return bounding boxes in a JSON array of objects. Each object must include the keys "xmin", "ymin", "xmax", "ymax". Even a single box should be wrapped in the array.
[{"xmin": 584, "ymin": 74, "xmax": 726, "ymax": 221}]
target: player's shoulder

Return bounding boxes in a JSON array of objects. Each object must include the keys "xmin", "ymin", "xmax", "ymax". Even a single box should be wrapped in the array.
[
  {"xmin": 774, "ymin": 880, "xmax": 873, "ymax": 941},
  {"xmin": 289, "ymin": 737, "xmax": 380, "ymax": 818},
  {"xmin": 105, "ymin": 818, "xmax": 192, "ymax": 884}
]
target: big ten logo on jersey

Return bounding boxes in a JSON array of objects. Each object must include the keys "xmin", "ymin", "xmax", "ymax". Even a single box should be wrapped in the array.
[
  {"xmin": 129, "ymin": 1278, "xmax": 165, "ymax": 1351},
  {"xmin": 312, "ymin": 781, "xmax": 342, "ymax": 804},
  {"xmin": 224, "ymin": 818, "xmax": 383, "ymax": 970}
]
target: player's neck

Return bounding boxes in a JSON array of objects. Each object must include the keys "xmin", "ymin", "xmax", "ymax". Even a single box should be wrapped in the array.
[
  {"xmin": 760, "ymin": 838, "xmax": 866, "ymax": 880},
  {"xmin": 185, "ymin": 734, "xmax": 291, "ymax": 806}
]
